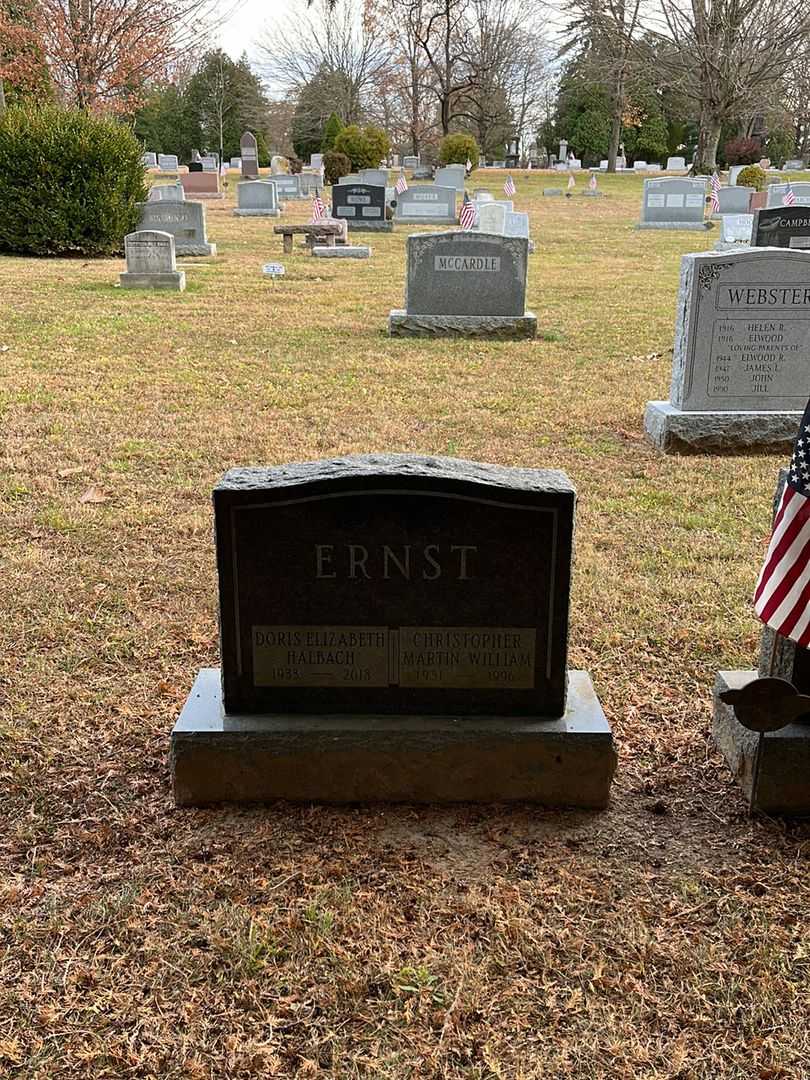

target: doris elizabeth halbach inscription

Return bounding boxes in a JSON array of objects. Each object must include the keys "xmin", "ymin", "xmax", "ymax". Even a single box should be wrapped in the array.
[{"xmin": 213, "ymin": 456, "xmax": 574, "ymax": 716}]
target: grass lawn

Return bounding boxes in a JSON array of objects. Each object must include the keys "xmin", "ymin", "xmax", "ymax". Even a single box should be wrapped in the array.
[{"xmin": 1, "ymin": 170, "xmax": 808, "ymax": 1079}]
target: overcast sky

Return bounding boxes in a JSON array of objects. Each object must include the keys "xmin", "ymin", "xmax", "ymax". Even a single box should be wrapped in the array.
[{"xmin": 216, "ymin": 0, "xmax": 273, "ymax": 62}]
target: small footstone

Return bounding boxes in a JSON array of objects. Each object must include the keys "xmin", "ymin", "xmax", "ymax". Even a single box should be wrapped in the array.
[{"xmin": 312, "ymin": 245, "xmax": 370, "ymax": 258}]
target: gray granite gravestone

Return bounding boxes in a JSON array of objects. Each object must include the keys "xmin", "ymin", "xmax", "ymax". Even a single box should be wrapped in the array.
[
  {"xmin": 148, "ymin": 183, "xmax": 185, "ymax": 202},
  {"xmin": 201, "ymin": 154, "xmax": 218, "ymax": 172},
  {"xmin": 478, "ymin": 202, "xmax": 507, "ymax": 233},
  {"xmin": 137, "ymin": 199, "xmax": 216, "ymax": 256},
  {"xmin": 636, "ymin": 177, "xmax": 710, "ymax": 230},
  {"xmin": 359, "ymin": 168, "xmax": 388, "ymax": 187},
  {"xmin": 767, "ymin": 182, "xmax": 810, "ymax": 207},
  {"xmin": 157, "ymin": 153, "xmax": 178, "ymax": 171},
  {"xmin": 716, "ymin": 214, "xmax": 753, "ymax": 250},
  {"xmin": 119, "ymin": 230, "xmax": 185, "ymax": 291},
  {"xmin": 240, "ymin": 132, "xmax": 260, "ymax": 179},
  {"xmin": 298, "ymin": 170, "xmax": 324, "ymax": 195},
  {"xmin": 712, "ymin": 186, "xmax": 754, "ymax": 217},
  {"xmin": 403, "ymin": 155, "xmax": 419, "ymax": 169},
  {"xmin": 338, "ymin": 174, "xmax": 361, "ymax": 185},
  {"xmin": 753, "ymin": 206, "xmax": 810, "ymax": 249},
  {"xmin": 783, "ymin": 159, "xmax": 805, "ymax": 171},
  {"xmin": 309, "ymin": 153, "xmax": 324, "ymax": 168},
  {"xmin": 229, "ymin": 157, "xmax": 241, "ymax": 169},
  {"xmin": 394, "ymin": 184, "xmax": 457, "ymax": 224},
  {"xmin": 273, "ymin": 174, "xmax": 305, "ymax": 201},
  {"xmin": 332, "ymin": 183, "xmax": 391, "ymax": 231},
  {"xmin": 142, "ymin": 152, "xmax": 157, "ymax": 168},
  {"xmin": 729, "ymin": 165, "xmax": 745, "ymax": 185},
  {"xmin": 666, "ymin": 156, "xmax": 687, "ymax": 171},
  {"xmin": 233, "ymin": 180, "xmax": 280, "ymax": 217},
  {"xmin": 388, "ymin": 231, "xmax": 536, "ymax": 338},
  {"xmin": 644, "ymin": 249, "xmax": 809, "ymax": 451},
  {"xmin": 171, "ymin": 455, "xmax": 616, "ymax": 806},
  {"xmin": 413, "ymin": 166, "xmax": 432, "ymax": 179},
  {"xmin": 435, "ymin": 165, "xmax": 466, "ymax": 193}
]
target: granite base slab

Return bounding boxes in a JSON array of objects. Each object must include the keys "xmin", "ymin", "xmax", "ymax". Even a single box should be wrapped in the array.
[
  {"xmin": 644, "ymin": 401, "xmax": 800, "ymax": 453},
  {"xmin": 347, "ymin": 221, "xmax": 393, "ymax": 232},
  {"xmin": 176, "ymin": 243, "xmax": 217, "ymax": 257},
  {"xmin": 119, "ymin": 271, "xmax": 186, "ymax": 291},
  {"xmin": 388, "ymin": 309, "xmax": 537, "ymax": 339},
  {"xmin": 635, "ymin": 221, "xmax": 712, "ymax": 231},
  {"xmin": 396, "ymin": 216, "xmax": 458, "ymax": 225},
  {"xmin": 312, "ymin": 245, "xmax": 370, "ymax": 258},
  {"xmin": 713, "ymin": 671, "xmax": 810, "ymax": 815},
  {"xmin": 171, "ymin": 668, "xmax": 617, "ymax": 807},
  {"xmin": 233, "ymin": 208, "xmax": 281, "ymax": 217}
]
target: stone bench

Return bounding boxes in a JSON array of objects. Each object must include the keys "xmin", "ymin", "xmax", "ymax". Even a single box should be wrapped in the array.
[{"xmin": 273, "ymin": 222, "xmax": 346, "ymax": 253}]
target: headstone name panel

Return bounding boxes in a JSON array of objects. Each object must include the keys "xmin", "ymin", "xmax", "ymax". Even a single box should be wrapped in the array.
[
  {"xmin": 137, "ymin": 199, "xmax": 216, "ymax": 256},
  {"xmin": 753, "ymin": 207, "xmax": 810, "ymax": 249},
  {"xmin": 395, "ymin": 185, "xmax": 457, "ymax": 223},
  {"xmin": 214, "ymin": 457, "xmax": 573, "ymax": 718}
]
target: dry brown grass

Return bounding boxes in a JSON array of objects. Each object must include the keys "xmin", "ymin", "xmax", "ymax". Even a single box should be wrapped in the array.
[{"xmin": 1, "ymin": 170, "xmax": 808, "ymax": 1079}]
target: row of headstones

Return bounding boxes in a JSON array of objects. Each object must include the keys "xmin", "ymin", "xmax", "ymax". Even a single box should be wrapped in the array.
[{"xmin": 637, "ymin": 177, "xmax": 810, "ymax": 231}]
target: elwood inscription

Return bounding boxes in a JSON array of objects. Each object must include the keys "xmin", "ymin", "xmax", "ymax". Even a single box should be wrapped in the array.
[{"xmin": 214, "ymin": 456, "xmax": 574, "ymax": 716}]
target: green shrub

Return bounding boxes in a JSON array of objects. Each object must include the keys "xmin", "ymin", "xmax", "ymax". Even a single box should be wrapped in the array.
[
  {"xmin": 323, "ymin": 150, "xmax": 351, "ymax": 186},
  {"xmin": 332, "ymin": 124, "xmax": 391, "ymax": 170},
  {"xmin": 0, "ymin": 103, "xmax": 147, "ymax": 256},
  {"xmin": 439, "ymin": 133, "xmax": 478, "ymax": 168},
  {"xmin": 321, "ymin": 112, "xmax": 344, "ymax": 153},
  {"xmin": 737, "ymin": 164, "xmax": 767, "ymax": 191}
]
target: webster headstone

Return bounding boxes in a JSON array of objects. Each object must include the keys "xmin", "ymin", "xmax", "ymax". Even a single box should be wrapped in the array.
[
  {"xmin": 389, "ymin": 231, "xmax": 535, "ymax": 338},
  {"xmin": 394, "ymin": 184, "xmax": 457, "ymax": 223},
  {"xmin": 644, "ymin": 249, "xmax": 809, "ymax": 451},
  {"xmin": 171, "ymin": 455, "xmax": 615, "ymax": 806},
  {"xmin": 240, "ymin": 132, "xmax": 259, "ymax": 179},
  {"xmin": 753, "ymin": 206, "xmax": 810, "ymax": 250},
  {"xmin": 234, "ymin": 180, "xmax": 280, "ymax": 217},
  {"xmin": 332, "ymin": 182, "xmax": 391, "ymax": 231},
  {"xmin": 767, "ymin": 182, "xmax": 810, "ymax": 207},
  {"xmin": 137, "ymin": 199, "xmax": 216, "ymax": 256},
  {"xmin": 119, "ymin": 230, "xmax": 185, "ymax": 291},
  {"xmin": 637, "ymin": 177, "xmax": 709, "ymax": 230}
]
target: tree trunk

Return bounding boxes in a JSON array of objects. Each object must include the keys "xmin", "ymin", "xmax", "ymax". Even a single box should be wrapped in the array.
[
  {"xmin": 0, "ymin": 79, "xmax": 5, "ymax": 115},
  {"xmin": 607, "ymin": 69, "xmax": 625, "ymax": 173},
  {"xmin": 441, "ymin": 92, "xmax": 450, "ymax": 136},
  {"xmin": 694, "ymin": 110, "xmax": 722, "ymax": 173}
]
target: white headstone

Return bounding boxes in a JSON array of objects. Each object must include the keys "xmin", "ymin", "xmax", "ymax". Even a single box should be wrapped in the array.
[{"xmin": 120, "ymin": 230, "xmax": 185, "ymax": 290}]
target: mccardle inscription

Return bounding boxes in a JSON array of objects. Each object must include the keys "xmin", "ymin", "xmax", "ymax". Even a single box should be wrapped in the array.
[{"xmin": 435, "ymin": 255, "xmax": 500, "ymax": 272}]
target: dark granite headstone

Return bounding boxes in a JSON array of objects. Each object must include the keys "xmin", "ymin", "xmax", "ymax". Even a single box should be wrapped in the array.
[
  {"xmin": 240, "ymin": 131, "xmax": 259, "ymax": 180},
  {"xmin": 214, "ymin": 457, "xmax": 573, "ymax": 717},
  {"xmin": 405, "ymin": 231, "xmax": 527, "ymax": 317},
  {"xmin": 331, "ymin": 183, "xmax": 390, "ymax": 230},
  {"xmin": 188, "ymin": 161, "xmax": 203, "ymax": 173},
  {"xmin": 753, "ymin": 206, "xmax": 810, "ymax": 250}
]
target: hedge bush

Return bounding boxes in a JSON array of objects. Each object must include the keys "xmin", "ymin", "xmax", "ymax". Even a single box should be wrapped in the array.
[
  {"xmin": 323, "ymin": 150, "xmax": 351, "ymax": 186},
  {"xmin": 737, "ymin": 164, "xmax": 767, "ymax": 191},
  {"xmin": 0, "ymin": 103, "xmax": 147, "ymax": 256},
  {"xmin": 439, "ymin": 133, "xmax": 478, "ymax": 168},
  {"xmin": 724, "ymin": 136, "xmax": 761, "ymax": 166},
  {"xmin": 332, "ymin": 124, "xmax": 390, "ymax": 170}
]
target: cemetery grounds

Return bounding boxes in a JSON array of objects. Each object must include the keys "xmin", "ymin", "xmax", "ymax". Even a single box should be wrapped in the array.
[{"xmin": 1, "ymin": 171, "xmax": 808, "ymax": 1079}]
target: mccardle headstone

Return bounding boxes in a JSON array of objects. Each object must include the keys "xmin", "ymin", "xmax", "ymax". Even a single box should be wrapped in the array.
[
  {"xmin": 767, "ymin": 182, "xmax": 810, "ymax": 207},
  {"xmin": 636, "ymin": 177, "xmax": 710, "ymax": 230},
  {"xmin": 241, "ymin": 132, "xmax": 259, "ymax": 179},
  {"xmin": 389, "ymin": 231, "xmax": 536, "ymax": 339},
  {"xmin": 753, "ymin": 206, "xmax": 810, "ymax": 250},
  {"xmin": 171, "ymin": 455, "xmax": 616, "ymax": 806},
  {"xmin": 394, "ymin": 185, "xmax": 457, "ymax": 224},
  {"xmin": 644, "ymin": 249, "xmax": 809, "ymax": 451},
  {"xmin": 119, "ymin": 230, "xmax": 185, "ymax": 291},
  {"xmin": 233, "ymin": 180, "xmax": 280, "ymax": 217},
  {"xmin": 137, "ymin": 199, "xmax": 216, "ymax": 256},
  {"xmin": 332, "ymin": 183, "xmax": 391, "ymax": 231}
]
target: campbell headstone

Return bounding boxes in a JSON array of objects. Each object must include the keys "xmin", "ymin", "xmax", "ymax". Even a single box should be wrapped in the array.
[
  {"xmin": 716, "ymin": 214, "xmax": 753, "ymax": 250},
  {"xmin": 767, "ymin": 182, "xmax": 810, "ymax": 207},
  {"xmin": 753, "ymin": 206, "xmax": 810, "ymax": 250},
  {"xmin": 394, "ymin": 184, "xmax": 457, "ymax": 224},
  {"xmin": 332, "ymin": 182, "xmax": 391, "ymax": 231},
  {"xmin": 636, "ymin": 177, "xmax": 710, "ymax": 230},
  {"xmin": 644, "ymin": 249, "xmax": 809, "ymax": 451},
  {"xmin": 158, "ymin": 153, "xmax": 179, "ymax": 171},
  {"xmin": 171, "ymin": 455, "xmax": 615, "ymax": 806},
  {"xmin": 233, "ymin": 180, "xmax": 280, "ymax": 217},
  {"xmin": 119, "ymin": 230, "xmax": 185, "ymax": 291},
  {"xmin": 137, "ymin": 199, "xmax": 216, "ymax": 256},
  {"xmin": 389, "ymin": 231, "xmax": 535, "ymax": 339}
]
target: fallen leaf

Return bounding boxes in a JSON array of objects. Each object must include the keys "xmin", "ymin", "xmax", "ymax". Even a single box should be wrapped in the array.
[
  {"xmin": 58, "ymin": 466, "xmax": 84, "ymax": 479},
  {"xmin": 79, "ymin": 485, "xmax": 108, "ymax": 504}
]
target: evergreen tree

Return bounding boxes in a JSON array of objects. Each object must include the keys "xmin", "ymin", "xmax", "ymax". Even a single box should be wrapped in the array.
[{"xmin": 321, "ymin": 111, "xmax": 344, "ymax": 153}]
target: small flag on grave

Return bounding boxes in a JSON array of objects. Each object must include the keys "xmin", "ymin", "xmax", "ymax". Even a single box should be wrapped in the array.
[
  {"xmin": 710, "ymin": 172, "xmax": 721, "ymax": 213},
  {"xmin": 311, "ymin": 194, "xmax": 326, "ymax": 222},
  {"xmin": 567, "ymin": 174, "xmax": 576, "ymax": 191},
  {"xmin": 504, "ymin": 174, "xmax": 516, "ymax": 196},
  {"xmin": 395, "ymin": 171, "xmax": 408, "ymax": 194},
  {"xmin": 754, "ymin": 398, "xmax": 810, "ymax": 647},
  {"xmin": 459, "ymin": 195, "xmax": 476, "ymax": 230},
  {"xmin": 466, "ymin": 158, "xmax": 473, "ymax": 171},
  {"xmin": 589, "ymin": 173, "xmax": 597, "ymax": 191},
  {"xmin": 785, "ymin": 182, "xmax": 797, "ymax": 206}
]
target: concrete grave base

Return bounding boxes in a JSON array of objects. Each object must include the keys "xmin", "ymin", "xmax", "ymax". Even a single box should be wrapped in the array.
[
  {"xmin": 176, "ymin": 243, "xmax": 217, "ymax": 257},
  {"xmin": 347, "ymin": 221, "xmax": 393, "ymax": 232},
  {"xmin": 713, "ymin": 671, "xmax": 810, "ymax": 815},
  {"xmin": 635, "ymin": 220, "xmax": 712, "ymax": 231},
  {"xmin": 396, "ymin": 215, "xmax": 458, "ymax": 225},
  {"xmin": 171, "ymin": 668, "xmax": 617, "ymax": 807},
  {"xmin": 389, "ymin": 309, "xmax": 537, "ymax": 339},
  {"xmin": 312, "ymin": 245, "xmax": 370, "ymax": 258},
  {"xmin": 119, "ymin": 270, "xmax": 186, "ymax": 291},
  {"xmin": 233, "ymin": 208, "xmax": 281, "ymax": 217},
  {"xmin": 644, "ymin": 401, "xmax": 800, "ymax": 453}
]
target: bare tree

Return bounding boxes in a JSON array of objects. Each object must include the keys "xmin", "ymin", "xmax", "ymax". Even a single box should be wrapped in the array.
[
  {"xmin": 654, "ymin": 0, "xmax": 810, "ymax": 172},
  {"xmin": 407, "ymin": 0, "xmax": 474, "ymax": 135}
]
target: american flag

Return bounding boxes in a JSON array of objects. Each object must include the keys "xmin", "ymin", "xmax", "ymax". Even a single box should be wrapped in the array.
[
  {"xmin": 310, "ymin": 194, "xmax": 326, "ymax": 222},
  {"xmin": 466, "ymin": 158, "xmax": 472, "ymax": 171},
  {"xmin": 567, "ymin": 173, "xmax": 576, "ymax": 190},
  {"xmin": 459, "ymin": 196, "xmax": 476, "ymax": 230},
  {"xmin": 754, "ymin": 400, "xmax": 810, "ymax": 647},
  {"xmin": 784, "ymin": 182, "xmax": 797, "ymax": 206},
  {"xmin": 589, "ymin": 173, "xmax": 597, "ymax": 190},
  {"xmin": 710, "ymin": 172, "xmax": 721, "ymax": 213},
  {"xmin": 395, "ymin": 171, "xmax": 408, "ymax": 194},
  {"xmin": 503, "ymin": 174, "xmax": 516, "ymax": 196}
]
